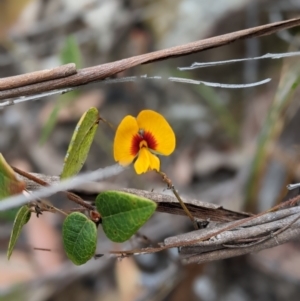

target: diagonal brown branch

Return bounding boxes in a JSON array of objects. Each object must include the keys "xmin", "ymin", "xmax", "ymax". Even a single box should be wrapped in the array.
[
  {"xmin": 0, "ymin": 63, "xmax": 77, "ymax": 91},
  {"xmin": 1, "ymin": 17, "xmax": 300, "ymax": 101},
  {"xmin": 18, "ymin": 172, "xmax": 251, "ymax": 222}
]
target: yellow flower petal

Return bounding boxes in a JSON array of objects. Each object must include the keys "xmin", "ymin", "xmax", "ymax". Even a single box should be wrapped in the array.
[
  {"xmin": 114, "ymin": 115, "xmax": 139, "ymax": 166},
  {"xmin": 134, "ymin": 147, "xmax": 150, "ymax": 174},
  {"xmin": 136, "ymin": 110, "xmax": 175, "ymax": 156},
  {"xmin": 134, "ymin": 149, "xmax": 160, "ymax": 174},
  {"xmin": 148, "ymin": 151, "xmax": 160, "ymax": 171}
]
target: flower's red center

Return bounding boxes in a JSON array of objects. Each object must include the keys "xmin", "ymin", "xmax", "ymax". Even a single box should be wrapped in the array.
[{"xmin": 130, "ymin": 130, "xmax": 158, "ymax": 156}]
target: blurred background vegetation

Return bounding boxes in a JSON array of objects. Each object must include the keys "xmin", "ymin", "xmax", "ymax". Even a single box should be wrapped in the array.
[{"xmin": 1, "ymin": 0, "xmax": 300, "ymax": 300}]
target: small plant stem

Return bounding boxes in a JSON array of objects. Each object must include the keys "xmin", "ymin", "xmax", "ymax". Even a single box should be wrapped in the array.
[
  {"xmin": 171, "ymin": 186, "xmax": 199, "ymax": 230},
  {"xmin": 12, "ymin": 166, "xmax": 95, "ymax": 211},
  {"xmin": 13, "ymin": 166, "xmax": 47, "ymax": 186},
  {"xmin": 100, "ymin": 117, "xmax": 115, "ymax": 130},
  {"xmin": 52, "ymin": 207, "xmax": 68, "ymax": 216},
  {"xmin": 68, "ymin": 207, "xmax": 88, "ymax": 213},
  {"xmin": 24, "ymin": 190, "xmax": 68, "ymax": 216},
  {"xmin": 156, "ymin": 171, "xmax": 198, "ymax": 230},
  {"xmin": 66, "ymin": 191, "xmax": 95, "ymax": 211}
]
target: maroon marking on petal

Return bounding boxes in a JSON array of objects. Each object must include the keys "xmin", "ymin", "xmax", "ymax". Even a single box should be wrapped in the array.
[
  {"xmin": 130, "ymin": 134, "xmax": 143, "ymax": 156},
  {"xmin": 144, "ymin": 131, "xmax": 158, "ymax": 150},
  {"xmin": 130, "ymin": 131, "xmax": 158, "ymax": 156}
]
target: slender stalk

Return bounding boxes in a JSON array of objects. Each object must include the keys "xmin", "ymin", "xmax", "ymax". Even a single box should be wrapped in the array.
[
  {"xmin": 24, "ymin": 190, "xmax": 68, "ymax": 216},
  {"xmin": 156, "ymin": 171, "xmax": 198, "ymax": 229}
]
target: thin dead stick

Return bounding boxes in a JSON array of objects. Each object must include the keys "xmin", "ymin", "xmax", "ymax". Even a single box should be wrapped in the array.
[
  {"xmin": 164, "ymin": 207, "xmax": 300, "ymax": 247},
  {"xmin": 183, "ymin": 227, "xmax": 300, "ymax": 264},
  {"xmin": 33, "ymin": 248, "xmax": 52, "ymax": 252},
  {"xmin": 12, "ymin": 166, "xmax": 54, "ymax": 187},
  {"xmin": 0, "ymin": 63, "xmax": 76, "ymax": 91},
  {"xmin": 12, "ymin": 166, "xmax": 95, "ymax": 211},
  {"xmin": 1, "ymin": 17, "xmax": 300, "ymax": 100}
]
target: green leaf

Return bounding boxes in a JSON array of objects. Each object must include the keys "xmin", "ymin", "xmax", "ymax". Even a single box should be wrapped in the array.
[
  {"xmin": 39, "ymin": 104, "xmax": 61, "ymax": 145},
  {"xmin": 7, "ymin": 205, "xmax": 31, "ymax": 260},
  {"xmin": 60, "ymin": 35, "xmax": 82, "ymax": 68},
  {"xmin": 62, "ymin": 212, "xmax": 97, "ymax": 265},
  {"xmin": 61, "ymin": 107, "xmax": 99, "ymax": 179},
  {"xmin": 39, "ymin": 90, "xmax": 81, "ymax": 145},
  {"xmin": 96, "ymin": 191, "xmax": 157, "ymax": 243},
  {"xmin": 39, "ymin": 35, "xmax": 82, "ymax": 145},
  {"xmin": 0, "ymin": 153, "xmax": 25, "ymax": 200}
]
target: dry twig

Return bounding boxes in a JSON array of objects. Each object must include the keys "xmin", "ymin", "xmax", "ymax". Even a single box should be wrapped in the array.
[
  {"xmin": 0, "ymin": 64, "xmax": 76, "ymax": 91},
  {"xmin": 17, "ymin": 172, "xmax": 251, "ymax": 222},
  {"xmin": 1, "ymin": 17, "xmax": 300, "ymax": 101}
]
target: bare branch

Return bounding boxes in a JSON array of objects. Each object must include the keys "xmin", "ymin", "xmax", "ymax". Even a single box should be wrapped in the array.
[
  {"xmin": 1, "ymin": 17, "xmax": 300, "ymax": 101},
  {"xmin": 120, "ymin": 188, "xmax": 251, "ymax": 222},
  {"xmin": 17, "ymin": 172, "xmax": 251, "ymax": 222},
  {"xmin": 182, "ymin": 226, "xmax": 300, "ymax": 264},
  {"xmin": 0, "ymin": 165, "xmax": 124, "ymax": 211},
  {"xmin": 165, "ymin": 207, "xmax": 300, "ymax": 246},
  {"xmin": 0, "ymin": 64, "xmax": 76, "ymax": 90},
  {"xmin": 164, "ymin": 207, "xmax": 300, "ymax": 263}
]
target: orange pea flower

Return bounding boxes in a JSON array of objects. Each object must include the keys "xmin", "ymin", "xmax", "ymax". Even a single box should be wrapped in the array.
[{"xmin": 114, "ymin": 110, "xmax": 176, "ymax": 174}]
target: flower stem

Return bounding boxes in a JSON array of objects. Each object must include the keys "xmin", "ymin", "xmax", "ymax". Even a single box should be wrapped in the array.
[{"xmin": 156, "ymin": 171, "xmax": 199, "ymax": 230}]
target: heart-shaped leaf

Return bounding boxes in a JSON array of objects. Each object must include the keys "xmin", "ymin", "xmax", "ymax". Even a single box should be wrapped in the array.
[
  {"xmin": 95, "ymin": 191, "xmax": 157, "ymax": 242},
  {"xmin": 62, "ymin": 212, "xmax": 97, "ymax": 265},
  {"xmin": 61, "ymin": 107, "xmax": 99, "ymax": 179},
  {"xmin": 7, "ymin": 205, "xmax": 31, "ymax": 259},
  {"xmin": 0, "ymin": 153, "xmax": 25, "ymax": 200}
]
